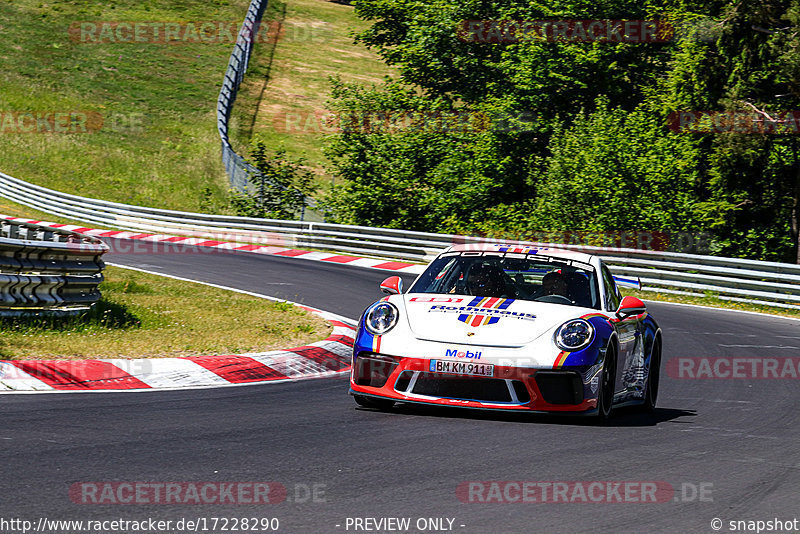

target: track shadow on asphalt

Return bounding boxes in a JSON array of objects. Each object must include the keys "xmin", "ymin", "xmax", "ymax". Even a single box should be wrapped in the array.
[{"xmin": 358, "ymin": 404, "xmax": 697, "ymax": 427}]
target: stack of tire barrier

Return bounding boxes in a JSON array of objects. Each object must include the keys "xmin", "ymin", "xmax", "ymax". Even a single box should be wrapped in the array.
[{"xmin": 0, "ymin": 218, "xmax": 107, "ymax": 316}]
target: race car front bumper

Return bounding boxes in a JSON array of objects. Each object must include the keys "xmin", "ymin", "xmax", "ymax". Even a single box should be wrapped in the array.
[{"xmin": 349, "ymin": 352, "xmax": 601, "ymax": 413}]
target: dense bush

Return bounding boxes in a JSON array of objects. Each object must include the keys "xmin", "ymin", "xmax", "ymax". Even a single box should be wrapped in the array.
[{"xmin": 322, "ymin": 0, "xmax": 800, "ymax": 263}]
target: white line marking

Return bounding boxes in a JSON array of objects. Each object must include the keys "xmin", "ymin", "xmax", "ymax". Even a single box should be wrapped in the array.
[
  {"xmin": 717, "ymin": 344, "xmax": 800, "ymax": 349},
  {"xmin": 644, "ymin": 300, "xmax": 800, "ymax": 323},
  {"xmin": 666, "ymin": 331, "xmax": 800, "ymax": 340},
  {"xmin": 0, "ymin": 372, "xmax": 348, "ymax": 395}
]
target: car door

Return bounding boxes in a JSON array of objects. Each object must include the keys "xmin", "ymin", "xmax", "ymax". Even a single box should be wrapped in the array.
[{"xmin": 601, "ymin": 265, "xmax": 641, "ymax": 399}]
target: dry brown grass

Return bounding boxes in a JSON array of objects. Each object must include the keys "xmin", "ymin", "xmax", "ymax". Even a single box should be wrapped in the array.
[{"xmin": 232, "ymin": 0, "xmax": 395, "ymax": 184}]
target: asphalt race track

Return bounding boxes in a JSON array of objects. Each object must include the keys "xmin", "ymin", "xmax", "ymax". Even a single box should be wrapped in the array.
[{"xmin": 1, "ymin": 241, "xmax": 799, "ymax": 533}]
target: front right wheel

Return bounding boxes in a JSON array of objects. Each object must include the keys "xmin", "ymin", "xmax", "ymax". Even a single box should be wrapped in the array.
[{"xmin": 641, "ymin": 338, "xmax": 661, "ymax": 412}]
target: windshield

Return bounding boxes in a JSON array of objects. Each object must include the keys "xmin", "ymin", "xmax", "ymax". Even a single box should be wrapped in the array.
[{"xmin": 409, "ymin": 252, "xmax": 600, "ymax": 309}]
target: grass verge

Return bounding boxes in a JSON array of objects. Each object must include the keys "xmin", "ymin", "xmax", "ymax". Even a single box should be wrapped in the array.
[
  {"xmin": 0, "ymin": 265, "xmax": 331, "ymax": 360},
  {"xmin": 1, "ymin": 0, "xmax": 392, "ymax": 210},
  {"xmin": 0, "ymin": 0, "xmax": 246, "ymax": 212}
]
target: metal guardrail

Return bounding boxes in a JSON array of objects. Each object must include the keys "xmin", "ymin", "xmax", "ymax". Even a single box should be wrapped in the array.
[
  {"xmin": 216, "ymin": 0, "xmax": 318, "ymax": 221},
  {"xmin": 1, "ymin": 171, "xmax": 798, "ymax": 310},
  {"xmin": 0, "ymin": 217, "xmax": 108, "ymax": 315}
]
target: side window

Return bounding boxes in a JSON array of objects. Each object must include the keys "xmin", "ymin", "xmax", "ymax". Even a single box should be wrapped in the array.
[{"xmin": 602, "ymin": 266, "xmax": 620, "ymax": 311}]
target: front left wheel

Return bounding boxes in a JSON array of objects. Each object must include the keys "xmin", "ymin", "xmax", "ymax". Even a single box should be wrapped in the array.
[{"xmin": 594, "ymin": 342, "xmax": 617, "ymax": 423}]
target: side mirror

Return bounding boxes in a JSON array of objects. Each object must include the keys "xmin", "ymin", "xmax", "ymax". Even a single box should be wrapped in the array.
[
  {"xmin": 380, "ymin": 276, "xmax": 403, "ymax": 295},
  {"xmin": 616, "ymin": 296, "xmax": 646, "ymax": 319}
]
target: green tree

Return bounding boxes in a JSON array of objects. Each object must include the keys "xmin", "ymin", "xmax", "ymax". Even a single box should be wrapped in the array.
[
  {"xmin": 533, "ymin": 100, "xmax": 701, "ymax": 234},
  {"xmin": 327, "ymin": 0, "xmax": 672, "ymax": 232},
  {"xmin": 231, "ymin": 144, "xmax": 316, "ymax": 220},
  {"xmin": 659, "ymin": 0, "xmax": 800, "ymax": 262},
  {"xmin": 323, "ymin": 79, "xmax": 520, "ymax": 231},
  {"xmin": 323, "ymin": 0, "xmax": 800, "ymax": 262}
]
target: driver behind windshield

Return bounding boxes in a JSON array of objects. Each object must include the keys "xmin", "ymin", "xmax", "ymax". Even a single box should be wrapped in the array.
[{"xmin": 465, "ymin": 262, "xmax": 507, "ymax": 298}]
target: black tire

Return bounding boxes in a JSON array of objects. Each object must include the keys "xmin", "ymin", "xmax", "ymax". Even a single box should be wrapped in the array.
[
  {"xmin": 353, "ymin": 394, "xmax": 395, "ymax": 411},
  {"xmin": 641, "ymin": 338, "xmax": 661, "ymax": 412},
  {"xmin": 595, "ymin": 342, "xmax": 617, "ymax": 422}
]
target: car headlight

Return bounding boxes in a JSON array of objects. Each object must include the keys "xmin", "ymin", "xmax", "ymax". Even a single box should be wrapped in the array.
[
  {"xmin": 364, "ymin": 302, "xmax": 399, "ymax": 335},
  {"xmin": 554, "ymin": 319, "xmax": 594, "ymax": 351}
]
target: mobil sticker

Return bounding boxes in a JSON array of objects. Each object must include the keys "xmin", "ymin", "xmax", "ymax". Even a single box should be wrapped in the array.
[{"xmin": 445, "ymin": 348, "xmax": 482, "ymax": 360}]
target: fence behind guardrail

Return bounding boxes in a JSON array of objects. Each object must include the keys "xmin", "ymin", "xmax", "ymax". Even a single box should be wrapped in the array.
[
  {"xmin": 217, "ymin": 0, "xmax": 267, "ymax": 193},
  {"xmin": 216, "ymin": 0, "xmax": 318, "ymax": 221}
]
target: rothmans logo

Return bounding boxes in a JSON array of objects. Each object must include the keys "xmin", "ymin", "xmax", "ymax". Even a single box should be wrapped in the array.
[{"xmin": 429, "ymin": 297, "xmax": 536, "ymax": 327}]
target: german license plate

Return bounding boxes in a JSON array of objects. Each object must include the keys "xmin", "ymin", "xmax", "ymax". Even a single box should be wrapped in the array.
[{"xmin": 429, "ymin": 360, "xmax": 494, "ymax": 377}]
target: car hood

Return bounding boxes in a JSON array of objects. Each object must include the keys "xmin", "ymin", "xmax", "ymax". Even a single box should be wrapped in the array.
[{"xmin": 400, "ymin": 294, "xmax": 598, "ymax": 348}]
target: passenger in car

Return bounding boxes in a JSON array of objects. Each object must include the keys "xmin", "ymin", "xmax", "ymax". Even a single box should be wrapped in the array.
[{"xmin": 565, "ymin": 272, "xmax": 593, "ymax": 307}]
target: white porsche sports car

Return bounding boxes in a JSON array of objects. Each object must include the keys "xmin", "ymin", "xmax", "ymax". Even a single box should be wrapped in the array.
[{"xmin": 349, "ymin": 244, "xmax": 662, "ymax": 420}]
